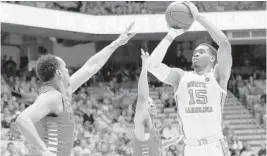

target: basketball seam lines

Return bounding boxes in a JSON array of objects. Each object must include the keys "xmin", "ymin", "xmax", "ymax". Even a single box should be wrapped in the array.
[
  {"xmin": 169, "ymin": 12, "xmax": 193, "ymax": 25},
  {"xmin": 167, "ymin": 12, "xmax": 189, "ymax": 27},
  {"xmin": 165, "ymin": 3, "xmax": 179, "ymax": 14}
]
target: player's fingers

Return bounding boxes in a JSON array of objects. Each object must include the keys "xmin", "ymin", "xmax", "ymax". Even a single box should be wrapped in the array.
[
  {"xmin": 141, "ymin": 48, "xmax": 145, "ymax": 54},
  {"xmin": 124, "ymin": 21, "xmax": 135, "ymax": 33},
  {"xmin": 128, "ymin": 33, "xmax": 136, "ymax": 38},
  {"xmin": 141, "ymin": 49, "xmax": 145, "ymax": 56},
  {"xmin": 145, "ymin": 52, "xmax": 150, "ymax": 58}
]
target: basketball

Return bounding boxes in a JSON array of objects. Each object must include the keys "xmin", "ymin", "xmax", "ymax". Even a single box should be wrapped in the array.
[{"xmin": 165, "ymin": 2, "xmax": 194, "ymax": 29}]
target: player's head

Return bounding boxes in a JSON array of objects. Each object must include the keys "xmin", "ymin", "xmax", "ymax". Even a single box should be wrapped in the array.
[
  {"xmin": 7, "ymin": 142, "xmax": 14, "ymax": 152},
  {"xmin": 131, "ymin": 97, "xmax": 157, "ymax": 116},
  {"xmin": 192, "ymin": 42, "xmax": 217, "ymax": 70},
  {"xmin": 147, "ymin": 97, "xmax": 157, "ymax": 116},
  {"xmin": 36, "ymin": 54, "xmax": 70, "ymax": 88}
]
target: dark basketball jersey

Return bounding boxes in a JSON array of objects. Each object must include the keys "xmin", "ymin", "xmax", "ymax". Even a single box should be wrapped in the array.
[
  {"xmin": 132, "ymin": 127, "xmax": 162, "ymax": 156},
  {"xmin": 29, "ymin": 84, "xmax": 75, "ymax": 156}
]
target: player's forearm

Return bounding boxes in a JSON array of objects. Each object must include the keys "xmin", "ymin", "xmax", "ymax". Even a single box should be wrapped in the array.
[
  {"xmin": 15, "ymin": 116, "xmax": 48, "ymax": 153},
  {"xmin": 147, "ymin": 34, "xmax": 175, "ymax": 68},
  {"xmin": 137, "ymin": 69, "xmax": 149, "ymax": 101},
  {"xmin": 84, "ymin": 42, "xmax": 119, "ymax": 72},
  {"xmin": 196, "ymin": 15, "xmax": 230, "ymax": 47}
]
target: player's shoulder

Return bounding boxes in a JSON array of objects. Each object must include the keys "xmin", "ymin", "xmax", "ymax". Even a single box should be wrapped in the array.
[
  {"xmin": 38, "ymin": 90, "xmax": 62, "ymax": 103},
  {"xmin": 171, "ymin": 67, "xmax": 185, "ymax": 75}
]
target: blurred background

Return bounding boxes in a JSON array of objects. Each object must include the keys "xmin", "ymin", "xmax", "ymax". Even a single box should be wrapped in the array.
[{"xmin": 1, "ymin": 1, "xmax": 266, "ymax": 156}]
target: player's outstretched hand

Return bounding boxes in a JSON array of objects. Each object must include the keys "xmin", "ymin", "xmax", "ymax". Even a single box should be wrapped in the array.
[
  {"xmin": 113, "ymin": 21, "xmax": 136, "ymax": 46},
  {"xmin": 183, "ymin": 1, "xmax": 200, "ymax": 20},
  {"xmin": 140, "ymin": 49, "xmax": 150, "ymax": 70}
]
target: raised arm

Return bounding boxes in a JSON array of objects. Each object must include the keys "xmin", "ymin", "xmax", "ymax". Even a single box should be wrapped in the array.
[
  {"xmin": 69, "ymin": 22, "xmax": 136, "ymax": 93},
  {"xmin": 134, "ymin": 49, "xmax": 150, "ymax": 121},
  {"xmin": 185, "ymin": 1, "xmax": 232, "ymax": 89},
  {"xmin": 147, "ymin": 28, "xmax": 185, "ymax": 89},
  {"xmin": 15, "ymin": 91, "xmax": 61, "ymax": 156}
]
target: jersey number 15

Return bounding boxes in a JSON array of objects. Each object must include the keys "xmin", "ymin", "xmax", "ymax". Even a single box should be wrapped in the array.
[{"xmin": 188, "ymin": 89, "xmax": 208, "ymax": 105}]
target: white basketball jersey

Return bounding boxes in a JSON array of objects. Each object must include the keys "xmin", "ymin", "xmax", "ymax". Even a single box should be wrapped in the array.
[{"xmin": 174, "ymin": 71, "xmax": 227, "ymax": 139}]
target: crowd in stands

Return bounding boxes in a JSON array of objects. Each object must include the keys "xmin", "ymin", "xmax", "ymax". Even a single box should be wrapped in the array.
[
  {"xmin": 4, "ymin": 1, "xmax": 266, "ymax": 15},
  {"xmin": 5, "ymin": 1, "xmax": 153, "ymax": 15},
  {"xmin": 228, "ymin": 67, "xmax": 266, "ymax": 129},
  {"xmin": 1, "ymin": 52, "xmax": 266, "ymax": 156}
]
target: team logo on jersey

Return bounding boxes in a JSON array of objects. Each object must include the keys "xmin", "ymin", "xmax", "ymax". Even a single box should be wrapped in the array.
[{"xmin": 205, "ymin": 77, "xmax": 210, "ymax": 82}]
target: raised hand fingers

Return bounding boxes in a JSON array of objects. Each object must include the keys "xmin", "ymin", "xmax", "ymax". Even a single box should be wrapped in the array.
[
  {"xmin": 124, "ymin": 21, "xmax": 135, "ymax": 34},
  {"xmin": 128, "ymin": 32, "xmax": 136, "ymax": 39},
  {"xmin": 141, "ymin": 49, "xmax": 145, "ymax": 56},
  {"xmin": 145, "ymin": 52, "xmax": 150, "ymax": 58},
  {"xmin": 141, "ymin": 49, "xmax": 149, "ymax": 58}
]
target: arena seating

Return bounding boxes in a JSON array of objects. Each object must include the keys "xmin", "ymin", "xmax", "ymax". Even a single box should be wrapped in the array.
[{"xmin": 3, "ymin": 1, "xmax": 266, "ymax": 15}]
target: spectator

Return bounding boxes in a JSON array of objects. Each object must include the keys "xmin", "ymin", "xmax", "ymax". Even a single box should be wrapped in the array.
[
  {"xmin": 254, "ymin": 94, "xmax": 266, "ymax": 126},
  {"xmin": 164, "ymin": 95, "xmax": 176, "ymax": 108},
  {"xmin": 1, "ymin": 55, "xmax": 8, "ymax": 73},
  {"xmin": 240, "ymin": 143, "xmax": 255, "ymax": 156},
  {"xmin": 176, "ymin": 49, "xmax": 188, "ymax": 68},
  {"xmin": 19, "ymin": 76, "xmax": 30, "ymax": 93},
  {"xmin": 29, "ymin": 76, "xmax": 38, "ymax": 91},
  {"xmin": 258, "ymin": 143, "xmax": 266, "ymax": 156},
  {"xmin": 2, "ymin": 142, "xmax": 20, "ymax": 156},
  {"xmin": 240, "ymin": 141, "xmax": 250, "ymax": 155},
  {"xmin": 160, "ymin": 84, "xmax": 170, "ymax": 101},
  {"xmin": 4, "ymin": 56, "xmax": 17, "ymax": 77},
  {"xmin": 1, "ymin": 78, "xmax": 10, "ymax": 94},
  {"xmin": 229, "ymin": 136, "xmax": 242, "ymax": 156},
  {"xmin": 162, "ymin": 122, "xmax": 178, "ymax": 140}
]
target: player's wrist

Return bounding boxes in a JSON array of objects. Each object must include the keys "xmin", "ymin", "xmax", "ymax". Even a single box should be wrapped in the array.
[
  {"xmin": 110, "ymin": 40, "xmax": 122, "ymax": 48},
  {"xmin": 194, "ymin": 14, "xmax": 201, "ymax": 21},
  {"xmin": 165, "ymin": 34, "xmax": 175, "ymax": 42}
]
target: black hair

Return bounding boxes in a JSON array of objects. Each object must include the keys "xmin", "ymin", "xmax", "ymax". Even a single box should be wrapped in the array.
[
  {"xmin": 197, "ymin": 42, "xmax": 218, "ymax": 66},
  {"xmin": 261, "ymin": 94, "xmax": 266, "ymax": 102},
  {"xmin": 7, "ymin": 142, "xmax": 14, "ymax": 147},
  {"xmin": 36, "ymin": 54, "xmax": 60, "ymax": 82}
]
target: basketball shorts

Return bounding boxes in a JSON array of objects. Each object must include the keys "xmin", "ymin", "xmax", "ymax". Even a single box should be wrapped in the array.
[{"xmin": 183, "ymin": 138, "xmax": 231, "ymax": 156}]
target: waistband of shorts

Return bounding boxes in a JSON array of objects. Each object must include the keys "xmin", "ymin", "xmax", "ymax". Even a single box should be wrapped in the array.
[{"xmin": 184, "ymin": 134, "xmax": 224, "ymax": 146}]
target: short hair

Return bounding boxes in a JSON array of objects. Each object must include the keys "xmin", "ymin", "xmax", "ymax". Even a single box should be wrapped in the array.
[
  {"xmin": 7, "ymin": 142, "xmax": 14, "ymax": 147},
  {"xmin": 198, "ymin": 42, "xmax": 218, "ymax": 65},
  {"xmin": 261, "ymin": 94, "xmax": 266, "ymax": 102},
  {"xmin": 36, "ymin": 54, "xmax": 60, "ymax": 82}
]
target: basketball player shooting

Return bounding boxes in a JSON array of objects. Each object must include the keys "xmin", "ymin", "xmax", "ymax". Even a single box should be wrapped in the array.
[
  {"xmin": 147, "ymin": 1, "xmax": 232, "ymax": 156},
  {"xmin": 131, "ymin": 49, "xmax": 182, "ymax": 156},
  {"xmin": 15, "ymin": 22, "xmax": 135, "ymax": 156}
]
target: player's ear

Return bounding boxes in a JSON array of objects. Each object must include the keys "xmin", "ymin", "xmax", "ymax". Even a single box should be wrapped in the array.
[
  {"xmin": 56, "ymin": 70, "xmax": 63, "ymax": 77},
  {"xmin": 210, "ymin": 56, "xmax": 215, "ymax": 62}
]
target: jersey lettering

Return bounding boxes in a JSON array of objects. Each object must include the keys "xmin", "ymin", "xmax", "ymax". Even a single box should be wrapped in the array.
[
  {"xmin": 188, "ymin": 89, "xmax": 208, "ymax": 105},
  {"xmin": 185, "ymin": 106, "xmax": 213, "ymax": 113},
  {"xmin": 175, "ymin": 72, "xmax": 224, "ymax": 138}
]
